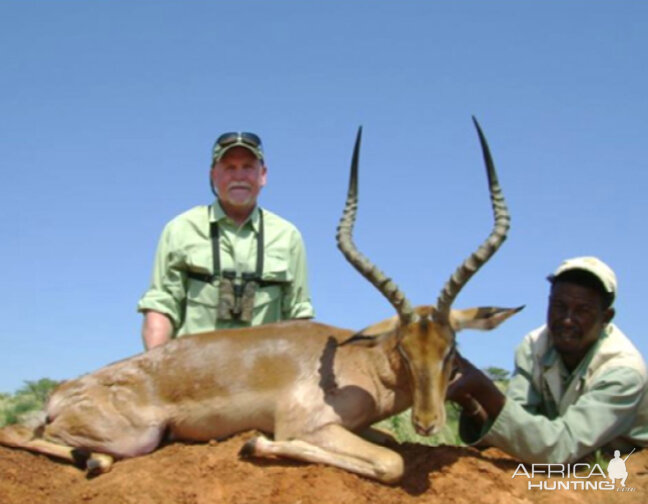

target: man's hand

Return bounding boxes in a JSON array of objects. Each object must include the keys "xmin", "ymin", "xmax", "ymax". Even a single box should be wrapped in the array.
[{"xmin": 447, "ymin": 352, "xmax": 506, "ymax": 421}]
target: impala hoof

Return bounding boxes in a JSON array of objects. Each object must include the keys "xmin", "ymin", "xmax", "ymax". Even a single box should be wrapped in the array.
[
  {"xmin": 86, "ymin": 453, "xmax": 114, "ymax": 477},
  {"xmin": 239, "ymin": 438, "xmax": 258, "ymax": 459}
]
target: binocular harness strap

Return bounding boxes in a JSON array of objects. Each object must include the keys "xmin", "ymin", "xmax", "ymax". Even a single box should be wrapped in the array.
[{"xmin": 187, "ymin": 207, "xmax": 268, "ymax": 284}]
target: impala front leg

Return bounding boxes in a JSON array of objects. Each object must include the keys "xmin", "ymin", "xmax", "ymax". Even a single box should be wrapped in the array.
[
  {"xmin": 240, "ymin": 424, "xmax": 404, "ymax": 484},
  {"xmin": 358, "ymin": 426, "xmax": 398, "ymax": 445}
]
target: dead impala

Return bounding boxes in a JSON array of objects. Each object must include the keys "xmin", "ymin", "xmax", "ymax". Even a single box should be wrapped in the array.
[{"xmin": 0, "ymin": 118, "xmax": 521, "ymax": 484}]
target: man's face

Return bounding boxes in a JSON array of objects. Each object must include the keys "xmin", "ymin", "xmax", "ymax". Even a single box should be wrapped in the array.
[
  {"xmin": 211, "ymin": 146, "xmax": 267, "ymax": 212},
  {"xmin": 547, "ymin": 281, "xmax": 613, "ymax": 363}
]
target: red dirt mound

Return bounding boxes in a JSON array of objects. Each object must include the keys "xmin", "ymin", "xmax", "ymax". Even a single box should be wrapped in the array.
[{"xmin": 1, "ymin": 432, "xmax": 646, "ymax": 504}]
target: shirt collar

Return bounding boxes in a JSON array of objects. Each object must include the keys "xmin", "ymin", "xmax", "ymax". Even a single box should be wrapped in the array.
[
  {"xmin": 541, "ymin": 346, "xmax": 560, "ymax": 368},
  {"xmin": 210, "ymin": 200, "xmax": 261, "ymax": 233}
]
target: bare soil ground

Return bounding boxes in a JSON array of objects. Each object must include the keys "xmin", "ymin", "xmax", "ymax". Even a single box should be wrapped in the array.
[{"xmin": 1, "ymin": 432, "xmax": 646, "ymax": 504}]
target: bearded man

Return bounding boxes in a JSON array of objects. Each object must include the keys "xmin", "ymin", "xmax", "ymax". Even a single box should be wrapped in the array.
[{"xmin": 138, "ymin": 132, "xmax": 314, "ymax": 349}]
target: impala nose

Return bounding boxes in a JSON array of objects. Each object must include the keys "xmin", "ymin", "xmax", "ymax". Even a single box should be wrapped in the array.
[{"xmin": 413, "ymin": 418, "xmax": 440, "ymax": 437}]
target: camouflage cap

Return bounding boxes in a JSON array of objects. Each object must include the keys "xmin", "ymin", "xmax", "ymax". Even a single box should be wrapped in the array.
[{"xmin": 212, "ymin": 132, "xmax": 264, "ymax": 163}]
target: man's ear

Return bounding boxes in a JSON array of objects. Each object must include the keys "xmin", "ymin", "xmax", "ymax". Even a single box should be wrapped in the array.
[
  {"xmin": 449, "ymin": 306, "xmax": 524, "ymax": 332},
  {"xmin": 260, "ymin": 164, "xmax": 268, "ymax": 187},
  {"xmin": 603, "ymin": 307, "xmax": 615, "ymax": 324}
]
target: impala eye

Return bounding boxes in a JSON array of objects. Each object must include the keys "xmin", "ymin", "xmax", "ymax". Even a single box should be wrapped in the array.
[
  {"xmin": 443, "ymin": 342, "xmax": 459, "ymax": 379},
  {"xmin": 443, "ymin": 342, "xmax": 457, "ymax": 365}
]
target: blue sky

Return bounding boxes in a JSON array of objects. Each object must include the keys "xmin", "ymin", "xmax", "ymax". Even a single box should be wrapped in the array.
[{"xmin": 1, "ymin": 1, "xmax": 646, "ymax": 393}]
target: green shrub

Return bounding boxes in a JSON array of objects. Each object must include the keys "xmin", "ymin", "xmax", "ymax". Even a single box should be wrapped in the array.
[
  {"xmin": 0, "ymin": 378, "xmax": 60, "ymax": 428},
  {"xmin": 375, "ymin": 401, "xmax": 463, "ymax": 446}
]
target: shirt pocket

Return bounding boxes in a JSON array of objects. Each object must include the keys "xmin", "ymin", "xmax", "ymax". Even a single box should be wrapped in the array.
[
  {"xmin": 262, "ymin": 254, "xmax": 293, "ymax": 284},
  {"xmin": 186, "ymin": 277, "xmax": 219, "ymax": 307},
  {"xmin": 255, "ymin": 255, "xmax": 292, "ymax": 321},
  {"xmin": 183, "ymin": 243, "xmax": 217, "ymax": 306},
  {"xmin": 181, "ymin": 274, "xmax": 219, "ymax": 335}
]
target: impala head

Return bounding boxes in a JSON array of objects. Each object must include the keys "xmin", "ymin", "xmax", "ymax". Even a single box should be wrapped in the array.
[{"xmin": 336, "ymin": 118, "xmax": 522, "ymax": 436}]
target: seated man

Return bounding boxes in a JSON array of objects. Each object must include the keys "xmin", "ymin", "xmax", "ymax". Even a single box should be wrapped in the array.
[{"xmin": 448, "ymin": 256, "xmax": 648, "ymax": 463}]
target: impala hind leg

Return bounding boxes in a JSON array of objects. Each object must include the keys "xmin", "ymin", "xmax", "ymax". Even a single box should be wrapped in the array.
[
  {"xmin": 34, "ymin": 440, "xmax": 116, "ymax": 475},
  {"xmin": 240, "ymin": 424, "xmax": 404, "ymax": 484},
  {"xmin": 42, "ymin": 407, "xmax": 165, "ymax": 473},
  {"xmin": 0, "ymin": 431, "xmax": 115, "ymax": 475}
]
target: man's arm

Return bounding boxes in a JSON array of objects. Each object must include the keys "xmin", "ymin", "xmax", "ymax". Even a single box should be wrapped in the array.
[
  {"xmin": 281, "ymin": 228, "xmax": 315, "ymax": 320},
  {"xmin": 484, "ymin": 366, "xmax": 643, "ymax": 463},
  {"xmin": 137, "ymin": 221, "xmax": 187, "ymax": 347},
  {"xmin": 447, "ymin": 353, "xmax": 506, "ymax": 431},
  {"xmin": 141, "ymin": 310, "xmax": 174, "ymax": 350},
  {"xmin": 449, "ymin": 352, "xmax": 645, "ymax": 463}
]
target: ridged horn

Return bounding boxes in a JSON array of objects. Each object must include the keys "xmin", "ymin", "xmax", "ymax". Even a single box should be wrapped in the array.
[
  {"xmin": 336, "ymin": 127, "xmax": 416, "ymax": 324},
  {"xmin": 434, "ymin": 117, "xmax": 511, "ymax": 324}
]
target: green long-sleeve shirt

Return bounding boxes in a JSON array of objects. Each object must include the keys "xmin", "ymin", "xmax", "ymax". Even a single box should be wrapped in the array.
[
  {"xmin": 138, "ymin": 202, "xmax": 314, "ymax": 336},
  {"xmin": 461, "ymin": 323, "xmax": 648, "ymax": 463}
]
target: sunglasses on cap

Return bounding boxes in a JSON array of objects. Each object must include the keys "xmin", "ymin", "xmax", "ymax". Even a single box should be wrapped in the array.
[{"xmin": 215, "ymin": 132, "xmax": 263, "ymax": 149}]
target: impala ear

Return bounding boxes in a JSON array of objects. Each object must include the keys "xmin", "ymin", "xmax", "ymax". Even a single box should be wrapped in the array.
[
  {"xmin": 340, "ymin": 315, "xmax": 400, "ymax": 348},
  {"xmin": 449, "ymin": 306, "xmax": 524, "ymax": 332}
]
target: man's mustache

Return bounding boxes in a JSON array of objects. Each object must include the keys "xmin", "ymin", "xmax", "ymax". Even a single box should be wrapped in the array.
[{"xmin": 227, "ymin": 183, "xmax": 252, "ymax": 191}]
